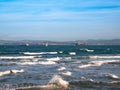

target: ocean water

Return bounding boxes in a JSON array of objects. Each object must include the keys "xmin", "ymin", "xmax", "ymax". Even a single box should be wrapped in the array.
[{"xmin": 0, "ymin": 45, "xmax": 120, "ymax": 90}]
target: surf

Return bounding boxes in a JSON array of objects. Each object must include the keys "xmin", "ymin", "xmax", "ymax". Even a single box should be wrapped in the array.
[{"xmin": 15, "ymin": 75, "xmax": 69, "ymax": 90}]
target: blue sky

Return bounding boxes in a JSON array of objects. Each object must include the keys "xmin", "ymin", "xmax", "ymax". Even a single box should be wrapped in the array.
[{"xmin": 0, "ymin": 0, "xmax": 120, "ymax": 41}]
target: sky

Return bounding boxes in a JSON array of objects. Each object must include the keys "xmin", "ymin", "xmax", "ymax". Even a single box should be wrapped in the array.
[{"xmin": 0, "ymin": 0, "xmax": 120, "ymax": 41}]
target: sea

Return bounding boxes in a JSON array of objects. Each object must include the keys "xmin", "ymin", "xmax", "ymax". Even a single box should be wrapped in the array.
[{"xmin": 0, "ymin": 45, "xmax": 120, "ymax": 90}]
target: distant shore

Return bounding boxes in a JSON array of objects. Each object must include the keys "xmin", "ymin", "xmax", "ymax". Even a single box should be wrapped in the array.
[{"xmin": 0, "ymin": 39, "xmax": 120, "ymax": 45}]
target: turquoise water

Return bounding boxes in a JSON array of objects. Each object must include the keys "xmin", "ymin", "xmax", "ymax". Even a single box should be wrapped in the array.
[{"xmin": 0, "ymin": 45, "xmax": 120, "ymax": 90}]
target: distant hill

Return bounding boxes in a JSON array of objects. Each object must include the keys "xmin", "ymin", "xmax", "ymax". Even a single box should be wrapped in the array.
[
  {"xmin": 86, "ymin": 39, "xmax": 120, "ymax": 45},
  {"xmin": 0, "ymin": 39, "xmax": 120, "ymax": 45}
]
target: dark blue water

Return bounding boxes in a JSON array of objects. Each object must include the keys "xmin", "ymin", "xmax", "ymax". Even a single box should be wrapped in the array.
[{"xmin": 0, "ymin": 45, "xmax": 120, "ymax": 90}]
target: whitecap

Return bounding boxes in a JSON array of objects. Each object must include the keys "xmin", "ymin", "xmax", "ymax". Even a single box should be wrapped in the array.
[
  {"xmin": 0, "ymin": 69, "xmax": 24, "ymax": 77},
  {"xmin": 39, "ymin": 61, "xmax": 56, "ymax": 65},
  {"xmin": 62, "ymin": 71, "xmax": 72, "ymax": 76},
  {"xmin": 64, "ymin": 57, "xmax": 72, "ymax": 60},
  {"xmin": 85, "ymin": 49, "xmax": 94, "ymax": 52},
  {"xmin": 24, "ymin": 52, "xmax": 58, "ymax": 55},
  {"xmin": 18, "ymin": 62, "xmax": 38, "ymax": 65},
  {"xmin": 46, "ymin": 57, "xmax": 61, "ymax": 61},
  {"xmin": 48, "ymin": 75, "xmax": 69, "ymax": 89},
  {"xmin": 23, "ymin": 52, "xmax": 42, "ymax": 55},
  {"xmin": 0, "ymin": 56, "xmax": 35, "ymax": 60},
  {"xmin": 69, "ymin": 52, "xmax": 76, "ymax": 55},
  {"xmin": 80, "ymin": 48, "xmax": 94, "ymax": 52},
  {"xmin": 79, "ymin": 60, "xmax": 120, "ymax": 68},
  {"xmin": 105, "ymin": 73, "xmax": 119, "ymax": 79},
  {"xmin": 18, "ymin": 61, "xmax": 56, "ymax": 65},
  {"xmin": 79, "ymin": 64, "xmax": 94, "ymax": 68},
  {"xmin": 89, "ymin": 55, "xmax": 120, "ymax": 59},
  {"xmin": 57, "ymin": 67, "xmax": 66, "ymax": 71}
]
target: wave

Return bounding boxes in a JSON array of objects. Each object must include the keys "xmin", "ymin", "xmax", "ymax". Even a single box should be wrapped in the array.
[
  {"xmin": 0, "ymin": 56, "xmax": 37, "ymax": 60},
  {"xmin": 46, "ymin": 57, "xmax": 61, "ymax": 61},
  {"xmin": 59, "ymin": 51, "xmax": 63, "ymax": 54},
  {"xmin": 89, "ymin": 55, "xmax": 120, "ymax": 59},
  {"xmin": 57, "ymin": 67, "xmax": 66, "ymax": 71},
  {"xmin": 70, "ymin": 80, "xmax": 120, "ymax": 87},
  {"xmin": 69, "ymin": 52, "xmax": 76, "ymax": 55},
  {"xmin": 79, "ymin": 60, "xmax": 120, "ymax": 68},
  {"xmin": 18, "ymin": 61, "xmax": 56, "ymax": 65},
  {"xmin": 0, "ymin": 62, "xmax": 16, "ymax": 66},
  {"xmin": 80, "ymin": 48, "xmax": 94, "ymax": 52},
  {"xmin": 104, "ymin": 73, "xmax": 119, "ymax": 79},
  {"xmin": 16, "ymin": 57, "xmax": 61, "ymax": 65},
  {"xmin": 23, "ymin": 52, "xmax": 58, "ymax": 55},
  {"xmin": 61, "ymin": 71, "xmax": 72, "ymax": 76},
  {"xmin": 0, "ymin": 69, "xmax": 24, "ymax": 77},
  {"xmin": 15, "ymin": 75, "xmax": 69, "ymax": 90}
]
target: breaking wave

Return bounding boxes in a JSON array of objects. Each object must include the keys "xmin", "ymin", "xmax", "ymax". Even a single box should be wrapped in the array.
[
  {"xmin": 0, "ymin": 69, "xmax": 24, "ymax": 77},
  {"xmin": 103, "ymin": 73, "xmax": 119, "ymax": 79},
  {"xmin": 14, "ymin": 75, "xmax": 69, "ymax": 90},
  {"xmin": 89, "ymin": 55, "xmax": 120, "ymax": 59},
  {"xmin": 0, "ymin": 56, "xmax": 37, "ymax": 60},
  {"xmin": 79, "ymin": 60, "xmax": 120, "ymax": 68},
  {"xmin": 69, "ymin": 52, "xmax": 76, "ymax": 55},
  {"xmin": 23, "ymin": 52, "xmax": 58, "ymax": 55},
  {"xmin": 80, "ymin": 48, "xmax": 94, "ymax": 52},
  {"xmin": 18, "ymin": 61, "xmax": 56, "ymax": 65},
  {"xmin": 46, "ymin": 57, "xmax": 61, "ymax": 61}
]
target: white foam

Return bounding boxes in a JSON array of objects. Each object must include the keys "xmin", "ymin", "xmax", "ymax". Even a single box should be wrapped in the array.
[
  {"xmin": 80, "ymin": 48, "xmax": 94, "ymax": 52},
  {"xmin": 85, "ymin": 49, "xmax": 94, "ymax": 52},
  {"xmin": 79, "ymin": 64, "xmax": 94, "ymax": 68},
  {"xmin": 0, "ymin": 56, "xmax": 35, "ymax": 60},
  {"xmin": 46, "ymin": 57, "xmax": 61, "ymax": 61},
  {"xmin": 23, "ymin": 52, "xmax": 42, "ymax": 55},
  {"xmin": 0, "ymin": 69, "xmax": 24, "ymax": 77},
  {"xmin": 69, "ymin": 52, "xmax": 76, "ymax": 55},
  {"xmin": 18, "ymin": 62, "xmax": 38, "ymax": 65},
  {"xmin": 39, "ymin": 61, "xmax": 56, "ymax": 65},
  {"xmin": 23, "ymin": 52, "xmax": 58, "ymax": 55},
  {"xmin": 79, "ymin": 60, "xmax": 120, "ymax": 68},
  {"xmin": 62, "ymin": 71, "xmax": 72, "ymax": 76},
  {"xmin": 106, "ymin": 73, "xmax": 119, "ymax": 79},
  {"xmin": 57, "ymin": 67, "xmax": 66, "ymax": 71},
  {"xmin": 90, "ymin": 55, "xmax": 120, "ymax": 59},
  {"xmin": 18, "ymin": 61, "xmax": 56, "ymax": 65},
  {"xmin": 48, "ymin": 75, "xmax": 69, "ymax": 89}
]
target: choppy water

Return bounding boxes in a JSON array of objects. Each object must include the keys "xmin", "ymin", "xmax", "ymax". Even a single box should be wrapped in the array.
[{"xmin": 0, "ymin": 45, "xmax": 120, "ymax": 90}]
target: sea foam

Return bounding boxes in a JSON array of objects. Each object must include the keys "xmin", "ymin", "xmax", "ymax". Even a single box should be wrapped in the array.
[
  {"xmin": 18, "ymin": 61, "xmax": 56, "ymax": 65},
  {"xmin": 57, "ymin": 67, "xmax": 66, "ymax": 71},
  {"xmin": 62, "ymin": 71, "xmax": 72, "ymax": 76},
  {"xmin": 69, "ymin": 52, "xmax": 76, "ymax": 55},
  {"xmin": 79, "ymin": 60, "xmax": 120, "ymax": 68},
  {"xmin": 0, "ymin": 56, "xmax": 35, "ymax": 60},
  {"xmin": 105, "ymin": 73, "xmax": 119, "ymax": 79},
  {"xmin": 23, "ymin": 52, "xmax": 58, "ymax": 55},
  {"xmin": 46, "ymin": 57, "xmax": 61, "ymax": 61},
  {"xmin": 0, "ymin": 69, "xmax": 24, "ymax": 77},
  {"xmin": 90, "ymin": 55, "xmax": 120, "ymax": 59}
]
